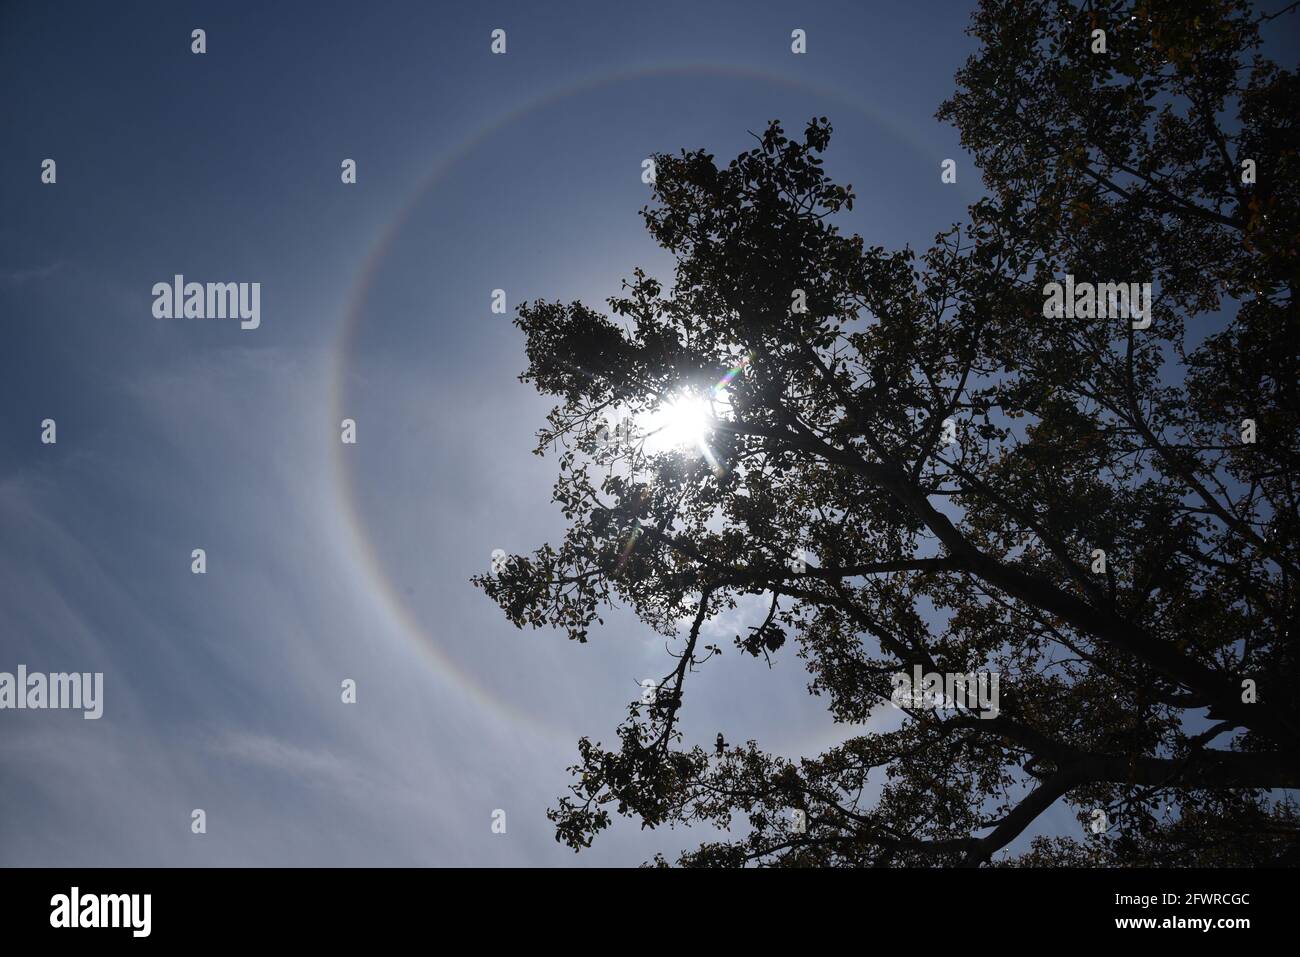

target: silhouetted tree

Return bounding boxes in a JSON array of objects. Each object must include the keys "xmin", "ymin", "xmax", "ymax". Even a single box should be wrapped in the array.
[{"xmin": 475, "ymin": 0, "xmax": 1300, "ymax": 865}]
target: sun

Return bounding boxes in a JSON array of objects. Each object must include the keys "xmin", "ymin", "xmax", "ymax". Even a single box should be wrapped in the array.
[
  {"xmin": 628, "ymin": 357, "xmax": 749, "ymax": 461},
  {"xmin": 643, "ymin": 390, "xmax": 720, "ymax": 455}
]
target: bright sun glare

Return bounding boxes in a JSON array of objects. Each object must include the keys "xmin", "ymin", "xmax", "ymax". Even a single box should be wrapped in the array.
[
  {"xmin": 624, "ymin": 357, "xmax": 748, "ymax": 461},
  {"xmin": 659, "ymin": 393, "xmax": 712, "ymax": 448},
  {"xmin": 643, "ymin": 390, "xmax": 722, "ymax": 455}
]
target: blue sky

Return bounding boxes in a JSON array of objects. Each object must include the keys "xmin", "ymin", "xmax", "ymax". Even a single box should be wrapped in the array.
[{"xmin": 0, "ymin": 0, "xmax": 1090, "ymax": 865}]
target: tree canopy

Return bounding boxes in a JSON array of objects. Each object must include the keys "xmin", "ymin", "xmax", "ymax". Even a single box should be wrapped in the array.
[{"xmin": 474, "ymin": 0, "xmax": 1300, "ymax": 866}]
